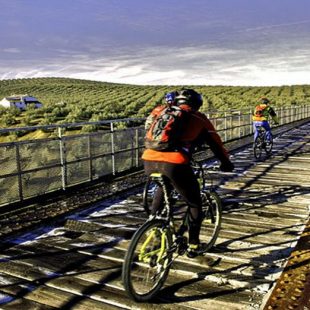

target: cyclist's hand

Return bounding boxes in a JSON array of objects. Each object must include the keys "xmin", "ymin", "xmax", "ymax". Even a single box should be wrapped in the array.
[{"xmin": 220, "ymin": 161, "xmax": 234, "ymax": 172}]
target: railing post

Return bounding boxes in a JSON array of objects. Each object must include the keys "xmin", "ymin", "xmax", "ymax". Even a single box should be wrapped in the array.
[
  {"xmin": 238, "ymin": 110, "xmax": 241, "ymax": 138},
  {"xmin": 230, "ymin": 112, "xmax": 233, "ymax": 141},
  {"xmin": 88, "ymin": 135, "xmax": 93, "ymax": 181},
  {"xmin": 224, "ymin": 112, "xmax": 227, "ymax": 142},
  {"xmin": 15, "ymin": 143, "xmax": 23, "ymax": 202},
  {"xmin": 249, "ymin": 108, "xmax": 253, "ymax": 135},
  {"xmin": 291, "ymin": 106, "xmax": 293, "ymax": 123},
  {"xmin": 58, "ymin": 127, "xmax": 67, "ymax": 190},
  {"xmin": 135, "ymin": 128, "xmax": 139, "ymax": 167},
  {"xmin": 303, "ymin": 105, "xmax": 305, "ymax": 119},
  {"xmin": 111, "ymin": 122, "xmax": 116, "ymax": 175}
]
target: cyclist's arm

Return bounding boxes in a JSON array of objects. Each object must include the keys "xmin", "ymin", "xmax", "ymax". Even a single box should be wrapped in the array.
[
  {"xmin": 272, "ymin": 115, "xmax": 279, "ymax": 124},
  {"xmin": 268, "ymin": 107, "xmax": 279, "ymax": 124},
  {"xmin": 200, "ymin": 118, "xmax": 231, "ymax": 164}
]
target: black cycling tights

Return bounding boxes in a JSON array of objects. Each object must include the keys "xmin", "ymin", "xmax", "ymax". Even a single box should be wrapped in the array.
[{"xmin": 144, "ymin": 161, "xmax": 203, "ymax": 244}]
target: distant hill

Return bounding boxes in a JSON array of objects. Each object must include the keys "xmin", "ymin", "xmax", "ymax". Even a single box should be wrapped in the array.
[{"xmin": 0, "ymin": 77, "xmax": 309, "ymax": 131}]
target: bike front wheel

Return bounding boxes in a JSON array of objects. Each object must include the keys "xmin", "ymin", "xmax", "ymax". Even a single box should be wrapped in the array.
[
  {"xmin": 122, "ymin": 219, "xmax": 173, "ymax": 302},
  {"xmin": 264, "ymin": 136, "xmax": 273, "ymax": 155},
  {"xmin": 200, "ymin": 191, "xmax": 222, "ymax": 251}
]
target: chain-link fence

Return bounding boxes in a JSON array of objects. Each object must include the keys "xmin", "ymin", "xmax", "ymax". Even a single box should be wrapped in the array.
[{"xmin": 0, "ymin": 105, "xmax": 309, "ymax": 207}]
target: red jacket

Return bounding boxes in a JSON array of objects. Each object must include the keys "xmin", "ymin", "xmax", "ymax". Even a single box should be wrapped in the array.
[{"xmin": 142, "ymin": 104, "xmax": 229, "ymax": 164}]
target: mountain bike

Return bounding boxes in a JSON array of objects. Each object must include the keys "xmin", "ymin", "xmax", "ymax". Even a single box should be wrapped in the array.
[
  {"xmin": 253, "ymin": 125, "xmax": 273, "ymax": 159},
  {"xmin": 122, "ymin": 160, "xmax": 222, "ymax": 302}
]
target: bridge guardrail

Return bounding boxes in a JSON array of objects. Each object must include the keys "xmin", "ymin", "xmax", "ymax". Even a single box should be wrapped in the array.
[{"xmin": 0, "ymin": 105, "xmax": 309, "ymax": 207}]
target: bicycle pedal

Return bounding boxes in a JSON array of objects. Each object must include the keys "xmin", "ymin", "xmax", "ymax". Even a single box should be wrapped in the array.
[
  {"xmin": 178, "ymin": 245, "xmax": 187, "ymax": 255},
  {"xmin": 178, "ymin": 243, "xmax": 188, "ymax": 255}
]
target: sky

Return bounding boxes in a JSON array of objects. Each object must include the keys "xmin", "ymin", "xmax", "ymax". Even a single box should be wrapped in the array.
[{"xmin": 1, "ymin": 0, "xmax": 310, "ymax": 86}]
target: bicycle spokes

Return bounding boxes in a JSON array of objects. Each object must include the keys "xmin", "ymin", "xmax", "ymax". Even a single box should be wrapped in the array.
[
  {"xmin": 204, "ymin": 206, "xmax": 216, "ymax": 224},
  {"xmin": 122, "ymin": 220, "xmax": 173, "ymax": 301},
  {"xmin": 139, "ymin": 228, "xmax": 166, "ymax": 264}
]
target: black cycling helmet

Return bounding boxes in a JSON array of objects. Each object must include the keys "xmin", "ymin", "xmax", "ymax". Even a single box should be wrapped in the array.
[
  {"xmin": 175, "ymin": 89, "xmax": 203, "ymax": 110},
  {"xmin": 259, "ymin": 97, "xmax": 270, "ymax": 105}
]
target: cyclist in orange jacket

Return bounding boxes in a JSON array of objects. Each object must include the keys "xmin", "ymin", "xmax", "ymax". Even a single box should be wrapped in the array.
[
  {"xmin": 252, "ymin": 97, "xmax": 279, "ymax": 142},
  {"xmin": 142, "ymin": 89, "xmax": 234, "ymax": 257}
]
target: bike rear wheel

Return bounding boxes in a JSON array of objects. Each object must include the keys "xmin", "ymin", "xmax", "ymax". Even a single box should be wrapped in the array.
[
  {"xmin": 122, "ymin": 219, "xmax": 173, "ymax": 302},
  {"xmin": 253, "ymin": 135, "xmax": 264, "ymax": 159},
  {"xmin": 200, "ymin": 191, "xmax": 222, "ymax": 251},
  {"xmin": 142, "ymin": 178, "xmax": 156, "ymax": 215},
  {"xmin": 142, "ymin": 178, "xmax": 178, "ymax": 216}
]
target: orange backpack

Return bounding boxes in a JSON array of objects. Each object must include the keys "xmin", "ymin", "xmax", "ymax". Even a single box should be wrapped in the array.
[
  {"xmin": 254, "ymin": 104, "xmax": 267, "ymax": 117},
  {"xmin": 145, "ymin": 106, "xmax": 189, "ymax": 151}
]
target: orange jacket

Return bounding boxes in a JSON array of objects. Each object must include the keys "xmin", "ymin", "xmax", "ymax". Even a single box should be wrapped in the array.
[
  {"xmin": 252, "ymin": 104, "xmax": 278, "ymax": 122},
  {"xmin": 142, "ymin": 104, "xmax": 230, "ymax": 164}
]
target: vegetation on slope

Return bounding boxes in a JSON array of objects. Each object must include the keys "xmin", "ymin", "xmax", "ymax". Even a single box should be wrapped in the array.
[{"xmin": 0, "ymin": 77, "xmax": 309, "ymax": 131}]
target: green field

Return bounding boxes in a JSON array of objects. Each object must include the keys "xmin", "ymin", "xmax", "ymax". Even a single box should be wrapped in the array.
[{"xmin": 0, "ymin": 77, "xmax": 309, "ymax": 132}]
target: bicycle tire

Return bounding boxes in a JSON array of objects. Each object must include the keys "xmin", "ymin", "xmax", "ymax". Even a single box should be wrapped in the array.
[
  {"xmin": 142, "ymin": 177, "xmax": 155, "ymax": 215},
  {"xmin": 143, "ymin": 161, "xmax": 206, "ymax": 216},
  {"xmin": 122, "ymin": 219, "xmax": 173, "ymax": 302},
  {"xmin": 253, "ymin": 135, "xmax": 263, "ymax": 159},
  {"xmin": 200, "ymin": 191, "xmax": 222, "ymax": 251},
  {"xmin": 142, "ymin": 178, "xmax": 178, "ymax": 216},
  {"xmin": 264, "ymin": 135, "xmax": 273, "ymax": 155}
]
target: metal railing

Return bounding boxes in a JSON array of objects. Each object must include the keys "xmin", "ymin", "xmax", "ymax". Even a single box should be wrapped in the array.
[{"xmin": 0, "ymin": 105, "xmax": 309, "ymax": 207}]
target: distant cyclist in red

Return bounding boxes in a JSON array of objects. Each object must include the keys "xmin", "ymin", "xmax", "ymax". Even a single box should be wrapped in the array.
[{"xmin": 142, "ymin": 89, "xmax": 234, "ymax": 257}]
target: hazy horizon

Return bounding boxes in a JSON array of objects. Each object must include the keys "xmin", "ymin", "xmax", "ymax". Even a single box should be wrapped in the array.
[{"xmin": 1, "ymin": 0, "xmax": 310, "ymax": 86}]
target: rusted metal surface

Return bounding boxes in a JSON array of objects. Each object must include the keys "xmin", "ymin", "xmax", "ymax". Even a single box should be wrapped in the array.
[{"xmin": 262, "ymin": 218, "xmax": 310, "ymax": 309}]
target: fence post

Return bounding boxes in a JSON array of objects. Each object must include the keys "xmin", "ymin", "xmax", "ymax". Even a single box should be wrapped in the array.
[
  {"xmin": 58, "ymin": 127, "xmax": 67, "ymax": 190},
  {"xmin": 15, "ymin": 143, "xmax": 23, "ymax": 202},
  {"xmin": 230, "ymin": 112, "xmax": 233, "ymax": 141},
  {"xmin": 291, "ymin": 106, "xmax": 294, "ymax": 122},
  {"xmin": 249, "ymin": 108, "xmax": 253, "ymax": 135},
  {"xmin": 238, "ymin": 110, "xmax": 241, "ymax": 138},
  {"xmin": 88, "ymin": 135, "xmax": 93, "ymax": 181},
  {"xmin": 224, "ymin": 112, "xmax": 227, "ymax": 142},
  {"xmin": 111, "ymin": 122, "xmax": 116, "ymax": 175},
  {"xmin": 135, "ymin": 128, "xmax": 139, "ymax": 167}
]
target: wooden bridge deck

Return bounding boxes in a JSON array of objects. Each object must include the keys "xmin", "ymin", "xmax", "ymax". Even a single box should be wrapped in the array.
[{"xmin": 0, "ymin": 121, "xmax": 309, "ymax": 309}]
